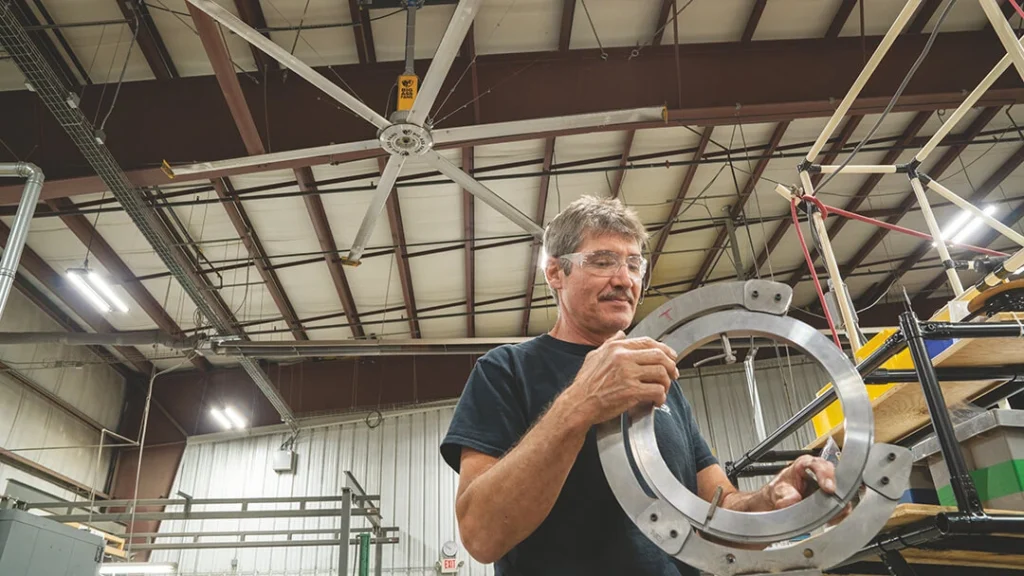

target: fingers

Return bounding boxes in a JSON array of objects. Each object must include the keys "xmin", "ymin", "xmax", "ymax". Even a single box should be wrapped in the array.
[
  {"xmin": 616, "ymin": 336, "xmax": 678, "ymax": 360},
  {"xmin": 634, "ymin": 383, "xmax": 668, "ymax": 406},
  {"xmin": 628, "ymin": 348, "xmax": 680, "ymax": 379},
  {"xmin": 634, "ymin": 365, "xmax": 673, "ymax": 393},
  {"xmin": 804, "ymin": 457, "xmax": 837, "ymax": 494}
]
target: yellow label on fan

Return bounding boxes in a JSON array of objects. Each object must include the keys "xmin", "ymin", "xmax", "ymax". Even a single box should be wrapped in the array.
[{"xmin": 398, "ymin": 75, "xmax": 418, "ymax": 111}]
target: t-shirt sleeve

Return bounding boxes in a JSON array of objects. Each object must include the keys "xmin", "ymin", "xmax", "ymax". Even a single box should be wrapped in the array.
[
  {"xmin": 440, "ymin": 347, "xmax": 529, "ymax": 473},
  {"xmin": 676, "ymin": 384, "xmax": 718, "ymax": 472}
]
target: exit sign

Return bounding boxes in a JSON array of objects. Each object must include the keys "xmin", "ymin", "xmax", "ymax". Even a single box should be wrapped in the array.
[{"xmin": 440, "ymin": 558, "xmax": 458, "ymax": 573}]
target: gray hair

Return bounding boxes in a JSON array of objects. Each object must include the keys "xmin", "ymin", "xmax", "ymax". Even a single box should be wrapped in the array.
[
  {"xmin": 542, "ymin": 196, "xmax": 649, "ymax": 304},
  {"xmin": 543, "ymin": 195, "xmax": 649, "ymax": 259}
]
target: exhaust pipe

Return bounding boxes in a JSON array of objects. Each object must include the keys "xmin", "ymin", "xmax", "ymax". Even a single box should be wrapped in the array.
[{"xmin": 0, "ymin": 163, "xmax": 43, "ymax": 323}]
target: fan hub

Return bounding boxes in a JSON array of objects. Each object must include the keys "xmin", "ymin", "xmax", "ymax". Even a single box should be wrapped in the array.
[{"xmin": 379, "ymin": 123, "xmax": 433, "ymax": 156}]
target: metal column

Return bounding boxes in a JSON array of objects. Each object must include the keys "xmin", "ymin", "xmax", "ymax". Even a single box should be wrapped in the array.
[
  {"xmin": 339, "ymin": 488, "xmax": 352, "ymax": 575},
  {"xmin": 899, "ymin": 312, "xmax": 984, "ymax": 515}
]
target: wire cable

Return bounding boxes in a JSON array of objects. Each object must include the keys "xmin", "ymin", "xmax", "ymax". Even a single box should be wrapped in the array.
[{"xmin": 816, "ymin": 0, "xmax": 958, "ymax": 193}]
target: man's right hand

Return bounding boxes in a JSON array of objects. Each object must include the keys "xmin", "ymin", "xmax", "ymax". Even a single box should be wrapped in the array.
[{"xmin": 560, "ymin": 331, "xmax": 679, "ymax": 427}]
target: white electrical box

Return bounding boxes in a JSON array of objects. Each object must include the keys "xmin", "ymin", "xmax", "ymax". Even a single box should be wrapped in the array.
[{"xmin": 272, "ymin": 450, "xmax": 296, "ymax": 473}]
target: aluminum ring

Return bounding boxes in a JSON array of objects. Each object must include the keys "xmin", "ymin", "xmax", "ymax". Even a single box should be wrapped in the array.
[{"xmin": 629, "ymin": 309, "xmax": 872, "ymax": 542}]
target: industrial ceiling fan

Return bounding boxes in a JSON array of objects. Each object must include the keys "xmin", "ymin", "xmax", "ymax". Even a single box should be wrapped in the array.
[{"xmin": 173, "ymin": 0, "xmax": 665, "ymax": 263}]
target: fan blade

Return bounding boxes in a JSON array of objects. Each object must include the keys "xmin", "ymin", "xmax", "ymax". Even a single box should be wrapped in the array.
[
  {"xmin": 406, "ymin": 0, "xmax": 482, "ymax": 127},
  {"xmin": 167, "ymin": 139, "xmax": 382, "ymax": 178},
  {"xmin": 185, "ymin": 0, "xmax": 389, "ymax": 130},
  {"xmin": 432, "ymin": 107, "xmax": 667, "ymax": 145},
  {"xmin": 423, "ymin": 150, "xmax": 543, "ymax": 239},
  {"xmin": 348, "ymin": 155, "xmax": 408, "ymax": 262}
]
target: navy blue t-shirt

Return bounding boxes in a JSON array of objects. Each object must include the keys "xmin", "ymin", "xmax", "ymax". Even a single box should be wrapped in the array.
[{"xmin": 440, "ymin": 334, "xmax": 717, "ymax": 576}]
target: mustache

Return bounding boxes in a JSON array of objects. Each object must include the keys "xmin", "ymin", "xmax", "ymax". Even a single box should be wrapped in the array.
[{"xmin": 599, "ymin": 289, "xmax": 634, "ymax": 305}]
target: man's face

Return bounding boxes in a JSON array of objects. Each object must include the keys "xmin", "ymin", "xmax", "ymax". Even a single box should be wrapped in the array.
[{"xmin": 546, "ymin": 232, "xmax": 644, "ymax": 335}]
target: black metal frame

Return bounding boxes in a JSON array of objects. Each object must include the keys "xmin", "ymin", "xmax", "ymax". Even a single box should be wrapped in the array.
[{"xmin": 723, "ymin": 316, "xmax": 1024, "ymax": 572}]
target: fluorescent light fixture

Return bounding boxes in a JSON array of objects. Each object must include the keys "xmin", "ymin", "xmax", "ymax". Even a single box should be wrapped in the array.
[
  {"xmin": 87, "ymin": 271, "xmax": 130, "ymax": 313},
  {"xmin": 222, "ymin": 406, "xmax": 247, "ymax": 429},
  {"xmin": 938, "ymin": 211, "xmax": 973, "ymax": 243},
  {"xmin": 210, "ymin": 407, "xmax": 233, "ymax": 430},
  {"xmin": 951, "ymin": 205, "xmax": 998, "ymax": 244},
  {"xmin": 99, "ymin": 562, "xmax": 177, "ymax": 575},
  {"xmin": 66, "ymin": 269, "xmax": 111, "ymax": 313}
]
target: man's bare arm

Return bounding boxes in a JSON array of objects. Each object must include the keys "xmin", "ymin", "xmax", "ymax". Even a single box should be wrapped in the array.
[{"xmin": 455, "ymin": 334, "xmax": 678, "ymax": 563}]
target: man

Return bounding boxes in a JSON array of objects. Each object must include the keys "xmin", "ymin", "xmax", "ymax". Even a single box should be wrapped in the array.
[{"xmin": 440, "ymin": 196, "xmax": 840, "ymax": 575}]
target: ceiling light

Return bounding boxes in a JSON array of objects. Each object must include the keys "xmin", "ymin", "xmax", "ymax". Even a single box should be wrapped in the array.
[
  {"xmin": 222, "ymin": 406, "xmax": 247, "ymax": 429},
  {"xmin": 67, "ymin": 268, "xmax": 129, "ymax": 314},
  {"xmin": 99, "ymin": 562, "xmax": 178, "ymax": 575},
  {"xmin": 66, "ymin": 269, "xmax": 111, "ymax": 313},
  {"xmin": 88, "ymin": 271, "xmax": 130, "ymax": 313},
  {"xmin": 938, "ymin": 211, "xmax": 973, "ymax": 243},
  {"xmin": 951, "ymin": 205, "xmax": 998, "ymax": 245},
  {"xmin": 210, "ymin": 408, "xmax": 233, "ymax": 430}
]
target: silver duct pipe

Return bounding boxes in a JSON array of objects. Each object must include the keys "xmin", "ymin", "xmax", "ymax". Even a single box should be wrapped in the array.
[
  {"xmin": 0, "ymin": 162, "xmax": 43, "ymax": 323},
  {"xmin": 0, "ymin": 330, "xmax": 200, "ymax": 349},
  {"xmin": 0, "ymin": 6, "xmax": 296, "ymax": 430}
]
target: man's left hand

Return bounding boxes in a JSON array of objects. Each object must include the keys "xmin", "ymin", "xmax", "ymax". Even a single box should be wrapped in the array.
[{"xmin": 765, "ymin": 455, "xmax": 837, "ymax": 510}]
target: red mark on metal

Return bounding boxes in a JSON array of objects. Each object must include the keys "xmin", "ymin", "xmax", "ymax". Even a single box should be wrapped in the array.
[{"xmin": 659, "ymin": 308, "xmax": 673, "ymax": 320}]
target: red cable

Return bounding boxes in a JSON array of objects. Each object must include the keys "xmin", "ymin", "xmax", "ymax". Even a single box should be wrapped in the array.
[
  {"xmin": 1010, "ymin": 0, "xmax": 1024, "ymax": 22},
  {"xmin": 820, "ymin": 203, "xmax": 1009, "ymax": 258},
  {"xmin": 791, "ymin": 198, "xmax": 843, "ymax": 348}
]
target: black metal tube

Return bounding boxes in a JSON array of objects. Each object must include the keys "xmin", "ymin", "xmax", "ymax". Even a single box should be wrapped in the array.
[
  {"xmin": 863, "ymin": 366, "xmax": 1024, "ymax": 383},
  {"xmin": 726, "ymin": 330, "xmax": 907, "ymax": 478},
  {"xmin": 920, "ymin": 321, "xmax": 1024, "ymax": 340},
  {"xmin": 730, "ymin": 462, "xmax": 791, "ymax": 478},
  {"xmin": 936, "ymin": 512, "xmax": 1024, "ymax": 534},
  {"xmin": 760, "ymin": 449, "xmax": 820, "ymax": 461},
  {"xmin": 900, "ymin": 312, "xmax": 984, "ymax": 516}
]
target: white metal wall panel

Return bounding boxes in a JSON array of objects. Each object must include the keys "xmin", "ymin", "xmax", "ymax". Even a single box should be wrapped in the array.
[
  {"xmin": 0, "ymin": 289, "xmax": 126, "ymax": 500},
  {"xmin": 152, "ymin": 406, "xmax": 491, "ymax": 576}
]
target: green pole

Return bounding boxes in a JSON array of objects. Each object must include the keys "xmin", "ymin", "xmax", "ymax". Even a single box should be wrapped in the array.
[{"xmin": 358, "ymin": 532, "xmax": 370, "ymax": 576}]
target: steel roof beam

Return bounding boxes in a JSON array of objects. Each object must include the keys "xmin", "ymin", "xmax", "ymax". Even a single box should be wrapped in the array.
[
  {"xmin": 378, "ymin": 157, "xmax": 420, "ymax": 338},
  {"xmin": 741, "ymin": 0, "xmax": 768, "ymax": 43},
  {"xmin": 520, "ymin": 138, "xmax": 555, "ymax": 337},
  {"xmin": 825, "ymin": 0, "xmax": 858, "ymax": 39},
  {"xmin": 234, "ymin": 0, "xmax": 278, "ymax": 73},
  {"xmin": 907, "ymin": 0, "xmax": 942, "ymax": 34},
  {"xmin": 115, "ymin": 0, "xmax": 177, "ymax": 80},
  {"xmin": 3, "ymin": 31, "xmax": 1023, "ymax": 193},
  {"xmin": 296, "ymin": 168, "xmax": 364, "ymax": 338},
  {"xmin": 43, "ymin": 198, "xmax": 212, "ymax": 371},
  {"xmin": 650, "ymin": 126, "xmax": 713, "ymax": 275},
  {"xmin": 750, "ymin": 116, "xmax": 861, "ymax": 279},
  {"xmin": 689, "ymin": 122, "xmax": 789, "ymax": 290},
  {"xmin": 0, "ymin": 218, "xmax": 153, "ymax": 374},
  {"xmin": 347, "ymin": 0, "xmax": 377, "ymax": 64},
  {"xmin": 214, "ymin": 179, "xmax": 307, "ymax": 340}
]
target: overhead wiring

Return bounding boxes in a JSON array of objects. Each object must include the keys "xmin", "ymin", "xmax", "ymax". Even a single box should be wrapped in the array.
[{"xmin": 815, "ymin": 0, "xmax": 958, "ymax": 193}]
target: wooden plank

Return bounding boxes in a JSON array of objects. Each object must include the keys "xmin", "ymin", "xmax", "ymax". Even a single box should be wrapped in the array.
[
  {"xmin": 807, "ymin": 313, "xmax": 1022, "ymax": 449},
  {"xmin": 881, "ymin": 504, "xmax": 1024, "ymax": 533},
  {"xmin": 806, "ymin": 378, "xmax": 1003, "ymax": 449}
]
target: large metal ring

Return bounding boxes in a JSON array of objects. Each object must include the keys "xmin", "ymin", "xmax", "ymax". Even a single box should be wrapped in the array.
[
  {"xmin": 598, "ymin": 280, "xmax": 908, "ymax": 573},
  {"xmin": 632, "ymin": 310, "xmax": 871, "ymax": 542}
]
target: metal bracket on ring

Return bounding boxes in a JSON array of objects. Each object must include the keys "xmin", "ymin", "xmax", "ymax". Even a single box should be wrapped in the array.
[{"xmin": 598, "ymin": 281, "xmax": 911, "ymax": 575}]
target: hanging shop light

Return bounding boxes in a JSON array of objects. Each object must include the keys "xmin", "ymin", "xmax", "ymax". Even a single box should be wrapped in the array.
[
  {"xmin": 65, "ymin": 268, "xmax": 129, "ymax": 313},
  {"xmin": 935, "ymin": 205, "xmax": 999, "ymax": 246},
  {"xmin": 210, "ymin": 406, "xmax": 247, "ymax": 430}
]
